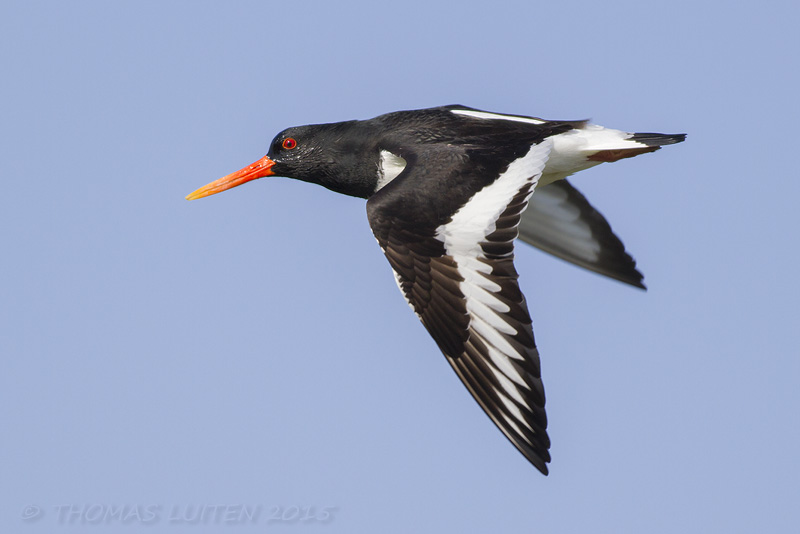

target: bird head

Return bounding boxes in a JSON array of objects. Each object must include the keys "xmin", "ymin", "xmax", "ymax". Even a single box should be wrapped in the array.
[{"xmin": 185, "ymin": 121, "xmax": 377, "ymax": 201}]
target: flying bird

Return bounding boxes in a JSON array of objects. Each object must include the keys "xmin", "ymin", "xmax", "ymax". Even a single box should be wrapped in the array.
[{"xmin": 186, "ymin": 105, "xmax": 685, "ymax": 475}]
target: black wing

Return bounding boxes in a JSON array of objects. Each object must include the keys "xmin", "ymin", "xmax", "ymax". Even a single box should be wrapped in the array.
[
  {"xmin": 366, "ymin": 140, "xmax": 553, "ymax": 474},
  {"xmin": 520, "ymin": 180, "xmax": 646, "ymax": 289}
]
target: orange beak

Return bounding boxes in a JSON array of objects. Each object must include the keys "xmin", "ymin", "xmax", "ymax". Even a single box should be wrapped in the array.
[{"xmin": 185, "ymin": 155, "xmax": 276, "ymax": 200}]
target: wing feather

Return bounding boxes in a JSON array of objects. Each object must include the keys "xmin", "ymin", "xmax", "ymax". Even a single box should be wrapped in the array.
[
  {"xmin": 367, "ymin": 140, "xmax": 554, "ymax": 473},
  {"xmin": 520, "ymin": 180, "xmax": 645, "ymax": 288}
]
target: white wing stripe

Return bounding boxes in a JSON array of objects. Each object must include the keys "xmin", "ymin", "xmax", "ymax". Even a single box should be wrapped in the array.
[
  {"xmin": 501, "ymin": 413, "xmax": 532, "ymax": 445},
  {"xmin": 473, "ymin": 331, "xmax": 523, "ymax": 368},
  {"xmin": 451, "ymin": 108, "xmax": 546, "ymax": 125},
  {"xmin": 467, "ymin": 298, "xmax": 517, "ymax": 335},
  {"xmin": 488, "ymin": 366, "xmax": 526, "ymax": 404},
  {"xmin": 436, "ymin": 140, "xmax": 552, "ymax": 251},
  {"xmin": 486, "ymin": 345, "xmax": 529, "ymax": 388},
  {"xmin": 497, "ymin": 389, "xmax": 534, "ymax": 432},
  {"xmin": 470, "ymin": 314, "xmax": 520, "ymax": 357},
  {"xmin": 461, "ymin": 281, "xmax": 510, "ymax": 313},
  {"xmin": 428, "ymin": 140, "xmax": 551, "ymax": 451}
]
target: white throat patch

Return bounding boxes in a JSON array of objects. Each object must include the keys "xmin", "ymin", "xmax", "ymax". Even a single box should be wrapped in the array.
[{"xmin": 375, "ymin": 150, "xmax": 407, "ymax": 192}]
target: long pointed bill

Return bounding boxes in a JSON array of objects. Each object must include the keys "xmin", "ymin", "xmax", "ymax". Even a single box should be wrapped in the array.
[{"xmin": 185, "ymin": 155, "xmax": 276, "ymax": 200}]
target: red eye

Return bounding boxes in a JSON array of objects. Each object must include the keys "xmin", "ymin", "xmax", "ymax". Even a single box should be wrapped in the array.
[{"xmin": 282, "ymin": 137, "xmax": 297, "ymax": 150}]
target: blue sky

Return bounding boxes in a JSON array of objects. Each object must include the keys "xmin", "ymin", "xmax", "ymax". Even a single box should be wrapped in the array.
[{"xmin": 2, "ymin": 1, "xmax": 799, "ymax": 532}]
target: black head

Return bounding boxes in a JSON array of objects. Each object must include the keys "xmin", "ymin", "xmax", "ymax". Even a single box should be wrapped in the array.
[{"xmin": 186, "ymin": 120, "xmax": 381, "ymax": 201}]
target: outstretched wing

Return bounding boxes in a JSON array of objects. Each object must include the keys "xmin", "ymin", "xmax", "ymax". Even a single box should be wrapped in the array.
[
  {"xmin": 367, "ymin": 140, "xmax": 553, "ymax": 474},
  {"xmin": 520, "ymin": 179, "xmax": 645, "ymax": 289}
]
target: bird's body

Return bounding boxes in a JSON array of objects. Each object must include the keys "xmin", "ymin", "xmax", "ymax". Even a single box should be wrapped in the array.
[{"xmin": 187, "ymin": 105, "xmax": 685, "ymax": 474}]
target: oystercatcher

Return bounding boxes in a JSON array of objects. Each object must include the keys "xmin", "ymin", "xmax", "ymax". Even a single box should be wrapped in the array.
[{"xmin": 186, "ymin": 105, "xmax": 685, "ymax": 475}]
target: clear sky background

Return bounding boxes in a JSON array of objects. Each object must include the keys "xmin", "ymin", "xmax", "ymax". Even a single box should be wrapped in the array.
[{"xmin": 2, "ymin": 1, "xmax": 799, "ymax": 532}]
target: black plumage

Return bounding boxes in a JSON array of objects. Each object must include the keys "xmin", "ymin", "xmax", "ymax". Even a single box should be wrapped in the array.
[{"xmin": 186, "ymin": 105, "xmax": 685, "ymax": 474}]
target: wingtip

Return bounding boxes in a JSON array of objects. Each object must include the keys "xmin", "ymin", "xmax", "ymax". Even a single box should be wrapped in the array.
[
  {"xmin": 616, "ymin": 274, "xmax": 647, "ymax": 291},
  {"xmin": 520, "ymin": 444, "xmax": 551, "ymax": 475}
]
